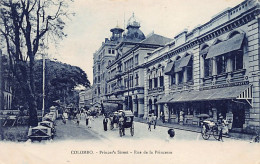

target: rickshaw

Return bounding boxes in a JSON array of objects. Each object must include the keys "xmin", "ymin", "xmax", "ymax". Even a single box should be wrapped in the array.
[
  {"xmin": 118, "ymin": 110, "xmax": 134, "ymax": 137},
  {"xmin": 110, "ymin": 111, "xmax": 119, "ymax": 130}
]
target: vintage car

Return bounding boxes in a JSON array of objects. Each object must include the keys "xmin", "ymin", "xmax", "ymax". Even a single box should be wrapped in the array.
[{"xmin": 28, "ymin": 125, "xmax": 52, "ymax": 141}]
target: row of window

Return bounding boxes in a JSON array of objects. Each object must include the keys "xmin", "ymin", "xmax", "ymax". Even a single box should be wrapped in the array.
[
  {"xmin": 107, "ymin": 73, "xmax": 140, "ymax": 94},
  {"xmin": 204, "ymin": 50, "xmax": 243, "ymax": 77},
  {"xmin": 148, "ymin": 74, "xmax": 164, "ymax": 89}
]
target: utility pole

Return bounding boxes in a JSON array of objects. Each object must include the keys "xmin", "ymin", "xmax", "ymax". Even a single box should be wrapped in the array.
[{"xmin": 42, "ymin": 54, "xmax": 46, "ymax": 121}]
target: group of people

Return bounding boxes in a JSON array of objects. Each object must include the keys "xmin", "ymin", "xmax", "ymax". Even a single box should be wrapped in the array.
[
  {"xmin": 147, "ymin": 113, "xmax": 157, "ymax": 131},
  {"xmin": 62, "ymin": 109, "xmax": 94, "ymax": 128}
]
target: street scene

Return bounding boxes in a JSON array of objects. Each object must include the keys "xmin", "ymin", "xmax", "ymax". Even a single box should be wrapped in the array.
[{"xmin": 1, "ymin": 0, "xmax": 260, "ymax": 164}]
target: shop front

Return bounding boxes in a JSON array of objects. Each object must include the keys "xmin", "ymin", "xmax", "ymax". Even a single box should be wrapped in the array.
[{"xmin": 158, "ymin": 83, "xmax": 252, "ymax": 131}]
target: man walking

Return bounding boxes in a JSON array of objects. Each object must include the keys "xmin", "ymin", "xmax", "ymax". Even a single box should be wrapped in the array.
[{"xmin": 147, "ymin": 114, "xmax": 153, "ymax": 131}]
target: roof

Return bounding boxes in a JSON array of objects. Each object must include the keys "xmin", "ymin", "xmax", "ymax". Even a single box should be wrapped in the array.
[
  {"xmin": 157, "ymin": 85, "xmax": 250, "ymax": 103},
  {"xmin": 141, "ymin": 34, "xmax": 172, "ymax": 45},
  {"xmin": 206, "ymin": 33, "xmax": 244, "ymax": 59}
]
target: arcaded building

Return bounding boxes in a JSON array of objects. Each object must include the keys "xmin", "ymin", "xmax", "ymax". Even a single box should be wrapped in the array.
[{"xmin": 144, "ymin": 0, "xmax": 260, "ymax": 132}]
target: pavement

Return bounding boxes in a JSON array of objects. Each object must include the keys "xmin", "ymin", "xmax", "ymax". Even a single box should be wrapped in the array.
[{"xmin": 134, "ymin": 117, "xmax": 254, "ymax": 141}]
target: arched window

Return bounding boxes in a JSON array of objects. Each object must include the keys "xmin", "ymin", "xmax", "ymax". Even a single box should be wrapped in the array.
[
  {"xmin": 149, "ymin": 99, "xmax": 153, "ymax": 113},
  {"xmin": 201, "ymin": 45, "xmax": 212, "ymax": 77},
  {"xmin": 159, "ymin": 72, "xmax": 164, "ymax": 87},
  {"xmin": 185, "ymin": 53, "xmax": 193, "ymax": 82},
  {"xmin": 154, "ymin": 74, "xmax": 158, "ymax": 88},
  {"xmin": 216, "ymin": 55, "xmax": 227, "ymax": 74},
  {"xmin": 213, "ymin": 39, "xmax": 227, "ymax": 75},
  {"xmin": 149, "ymin": 75, "xmax": 152, "ymax": 89},
  {"xmin": 228, "ymin": 32, "xmax": 244, "ymax": 71}
]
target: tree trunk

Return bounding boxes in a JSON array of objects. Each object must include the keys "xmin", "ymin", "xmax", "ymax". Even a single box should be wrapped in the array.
[{"xmin": 24, "ymin": 83, "xmax": 38, "ymax": 127}]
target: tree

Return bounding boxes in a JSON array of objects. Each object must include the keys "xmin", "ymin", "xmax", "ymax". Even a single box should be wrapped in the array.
[
  {"xmin": 0, "ymin": 0, "xmax": 73, "ymax": 126},
  {"xmin": 33, "ymin": 59, "xmax": 90, "ymax": 110}
]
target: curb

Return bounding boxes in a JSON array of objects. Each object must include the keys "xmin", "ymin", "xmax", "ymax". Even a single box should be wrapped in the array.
[{"xmin": 134, "ymin": 118, "xmax": 253, "ymax": 141}]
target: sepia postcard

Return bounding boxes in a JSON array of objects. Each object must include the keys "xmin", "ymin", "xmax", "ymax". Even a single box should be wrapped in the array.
[{"xmin": 0, "ymin": 0, "xmax": 260, "ymax": 164}]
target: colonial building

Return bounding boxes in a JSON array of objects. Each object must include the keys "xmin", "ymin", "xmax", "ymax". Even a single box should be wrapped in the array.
[
  {"xmin": 79, "ymin": 87, "xmax": 93, "ymax": 109},
  {"xmin": 92, "ymin": 25, "xmax": 124, "ymax": 105},
  {"xmin": 105, "ymin": 14, "xmax": 171, "ymax": 117},
  {"xmin": 0, "ymin": 50, "xmax": 13, "ymax": 110},
  {"xmin": 144, "ymin": 0, "xmax": 260, "ymax": 132}
]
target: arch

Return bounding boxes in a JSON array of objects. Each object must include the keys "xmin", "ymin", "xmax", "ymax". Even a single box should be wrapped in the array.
[
  {"xmin": 212, "ymin": 38, "xmax": 222, "ymax": 45},
  {"xmin": 149, "ymin": 99, "xmax": 153, "ymax": 114},
  {"xmin": 154, "ymin": 99, "xmax": 158, "ymax": 116},
  {"xmin": 226, "ymin": 29, "xmax": 244, "ymax": 39}
]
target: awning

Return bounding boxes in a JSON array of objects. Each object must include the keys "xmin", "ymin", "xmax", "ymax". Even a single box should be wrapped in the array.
[
  {"xmin": 103, "ymin": 98, "xmax": 124, "ymax": 104},
  {"xmin": 178, "ymin": 55, "xmax": 192, "ymax": 68},
  {"xmin": 169, "ymin": 84, "xmax": 250, "ymax": 103},
  {"xmin": 157, "ymin": 95, "xmax": 174, "ymax": 104},
  {"xmin": 164, "ymin": 61, "xmax": 175, "ymax": 75},
  {"xmin": 174, "ymin": 59, "xmax": 182, "ymax": 72},
  {"xmin": 206, "ymin": 33, "xmax": 244, "ymax": 59}
]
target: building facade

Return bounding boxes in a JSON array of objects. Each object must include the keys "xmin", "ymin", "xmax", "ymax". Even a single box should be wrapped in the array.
[
  {"xmin": 104, "ymin": 14, "xmax": 171, "ymax": 117},
  {"xmin": 92, "ymin": 25, "xmax": 124, "ymax": 105},
  {"xmin": 79, "ymin": 87, "xmax": 93, "ymax": 110},
  {"xmin": 0, "ymin": 50, "xmax": 13, "ymax": 110},
  {"xmin": 144, "ymin": 0, "xmax": 260, "ymax": 132}
]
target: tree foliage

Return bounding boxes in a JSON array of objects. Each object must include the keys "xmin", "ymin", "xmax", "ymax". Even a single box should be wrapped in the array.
[
  {"xmin": 0, "ymin": 0, "xmax": 73, "ymax": 126},
  {"xmin": 34, "ymin": 59, "xmax": 90, "ymax": 110}
]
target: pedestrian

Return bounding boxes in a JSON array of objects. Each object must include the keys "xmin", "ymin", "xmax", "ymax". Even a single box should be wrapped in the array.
[
  {"xmin": 166, "ymin": 128, "xmax": 175, "ymax": 142},
  {"xmin": 119, "ymin": 115, "xmax": 125, "ymax": 135},
  {"xmin": 217, "ymin": 114, "xmax": 225, "ymax": 141},
  {"xmin": 103, "ymin": 117, "xmax": 108, "ymax": 131},
  {"xmin": 76, "ymin": 112, "xmax": 80, "ymax": 125},
  {"xmin": 87, "ymin": 115, "xmax": 93, "ymax": 128},
  {"xmin": 152, "ymin": 113, "xmax": 157, "ymax": 129},
  {"xmin": 85, "ymin": 113, "xmax": 89, "ymax": 126},
  {"xmin": 62, "ymin": 112, "xmax": 68, "ymax": 124},
  {"xmin": 162, "ymin": 113, "xmax": 165, "ymax": 123},
  {"xmin": 147, "ymin": 114, "xmax": 153, "ymax": 131}
]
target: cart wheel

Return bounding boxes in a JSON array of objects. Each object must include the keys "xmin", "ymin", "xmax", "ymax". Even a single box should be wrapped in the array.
[
  {"xmin": 213, "ymin": 127, "xmax": 220, "ymax": 140},
  {"xmin": 130, "ymin": 124, "xmax": 134, "ymax": 136},
  {"xmin": 201, "ymin": 125, "xmax": 210, "ymax": 140},
  {"xmin": 119, "ymin": 128, "xmax": 123, "ymax": 137}
]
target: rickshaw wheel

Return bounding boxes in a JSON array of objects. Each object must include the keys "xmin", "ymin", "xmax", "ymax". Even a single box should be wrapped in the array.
[
  {"xmin": 119, "ymin": 128, "xmax": 123, "ymax": 137},
  {"xmin": 201, "ymin": 131, "xmax": 210, "ymax": 140},
  {"xmin": 201, "ymin": 125, "xmax": 210, "ymax": 140},
  {"xmin": 130, "ymin": 124, "xmax": 134, "ymax": 136},
  {"xmin": 213, "ymin": 127, "xmax": 220, "ymax": 140}
]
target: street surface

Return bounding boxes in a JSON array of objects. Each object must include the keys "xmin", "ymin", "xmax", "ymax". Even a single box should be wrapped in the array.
[
  {"xmin": 0, "ymin": 116, "xmax": 259, "ymax": 164},
  {"xmin": 56, "ymin": 116, "xmax": 236, "ymax": 142}
]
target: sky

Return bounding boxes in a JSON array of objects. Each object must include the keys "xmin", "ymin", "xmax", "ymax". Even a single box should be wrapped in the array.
[{"xmin": 50, "ymin": 0, "xmax": 245, "ymax": 84}]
